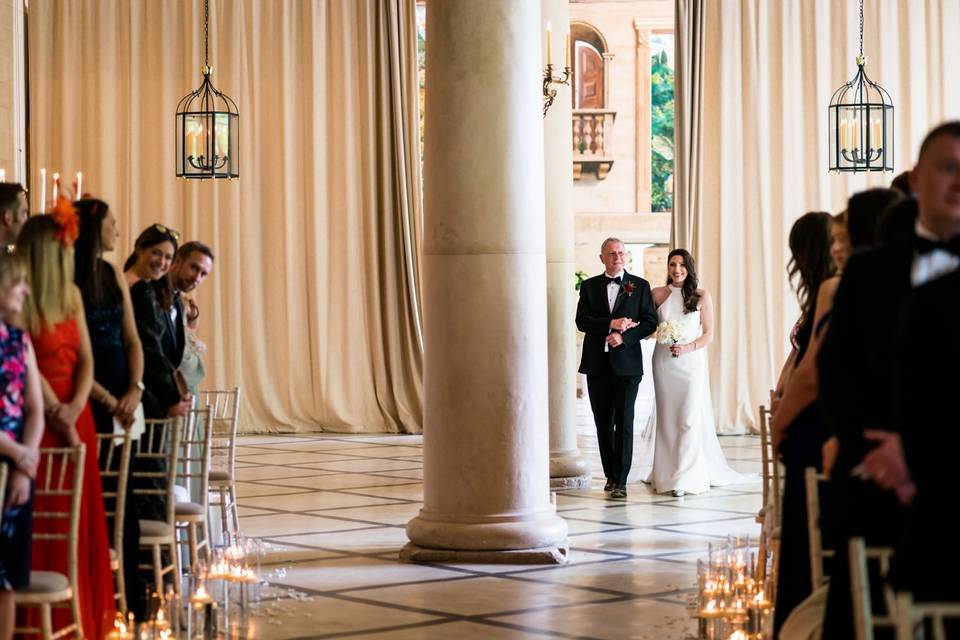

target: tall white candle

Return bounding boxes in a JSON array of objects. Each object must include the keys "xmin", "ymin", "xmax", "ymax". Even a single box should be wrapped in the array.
[
  {"xmin": 52, "ymin": 173, "xmax": 60, "ymax": 201},
  {"xmin": 0, "ymin": 169, "xmax": 6, "ymax": 182},
  {"xmin": 76, "ymin": 172, "xmax": 83, "ymax": 198},
  {"xmin": 40, "ymin": 168, "xmax": 46, "ymax": 211}
]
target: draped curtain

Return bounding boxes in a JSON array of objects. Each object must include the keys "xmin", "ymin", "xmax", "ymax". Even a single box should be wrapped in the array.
[
  {"xmin": 675, "ymin": 0, "xmax": 960, "ymax": 434},
  {"xmin": 29, "ymin": 0, "xmax": 424, "ymax": 433}
]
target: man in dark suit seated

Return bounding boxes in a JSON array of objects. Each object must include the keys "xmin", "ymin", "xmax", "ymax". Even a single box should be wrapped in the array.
[
  {"xmin": 576, "ymin": 237, "xmax": 658, "ymax": 499},
  {"xmin": 818, "ymin": 121, "xmax": 960, "ymax": 638}
]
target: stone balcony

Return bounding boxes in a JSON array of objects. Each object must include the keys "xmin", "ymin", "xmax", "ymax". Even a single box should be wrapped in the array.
[{"xmin": 572, "ymin": 108, "xmax": 616, "ymax": 180}]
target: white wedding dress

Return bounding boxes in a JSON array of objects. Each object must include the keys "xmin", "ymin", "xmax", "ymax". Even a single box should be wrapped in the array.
[{"xmin": 645, "ymin": 285, "xmax": 751, "ymax": 494}]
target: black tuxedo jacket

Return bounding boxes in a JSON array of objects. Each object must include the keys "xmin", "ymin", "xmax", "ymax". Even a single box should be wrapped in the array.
[
  {"xmin": 818, "ymin": 240, "xmax": 916, "ymax": 472},
  {"xmin": 159, "ymin": 285, "xmax": 186, "ymax": 368},
  {"xmin": 130, "ymin": 280, "xmax": 184, "ymax": 418},
  {"xmin": 576, "ymin": 272, "xmax": 658, "ymax": 377},
  {"xmin": 893, "ymin": 269, "xmax": 960, "ymax": 599}
]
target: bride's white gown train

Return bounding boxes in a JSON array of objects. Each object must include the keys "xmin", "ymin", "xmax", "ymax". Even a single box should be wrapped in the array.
[{"xmin": 643, "ymin": 285, "xmax": 751, "ymax": 494}]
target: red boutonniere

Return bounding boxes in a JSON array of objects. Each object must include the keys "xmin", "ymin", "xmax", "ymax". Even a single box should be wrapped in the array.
[
  {"xmin": 50, "ymin": 197, "xmax": 80, "ymax": 248},
  {"xmin": 621, "ymin": 281, "xmax": 636, "ymax": 297}
]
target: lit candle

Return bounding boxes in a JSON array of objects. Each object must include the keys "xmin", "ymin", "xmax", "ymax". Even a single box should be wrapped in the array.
[
  {"xmin": 0, "ymin": 168, "xmax": 5, "ymax": 182},
  {"xmin": 52, "ymin": 173, "xmax": 60, "ymax": 201},
  {"xmin": 565, "ymin": 29, "xmax": 571, "ymax": 69},
  {"xmin": 852, "ymin": 117, "xmax": 860, "ymax": 150},
  {"xmin": 873, "ymin": 118, "xmax": 881, "ymax": 149},
  {"xmin": 187, "ymin": 124, "xmax": 197, "ymax": 158},
  {"xmin": 198, "ymin": 125, "xmax": 205, "ymax": 158},
  {"xmin": 40, "ymin": 168, "xmax": 46, "ymax": 211},
  {"xmin": 840, "ymin": 119, "xmax": 848, "ymax": 149},
  {"xmin": 546, "ymin": 21, "xmax": 552, "ymax": 66},
  {"xmin": 75, "ymin": 172, "xmax": 82, "ymax": 198}
]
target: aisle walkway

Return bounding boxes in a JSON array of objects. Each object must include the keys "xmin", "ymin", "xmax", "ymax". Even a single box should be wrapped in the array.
[{"xmin": 238, "ymin": 399, "xmax": 762, "ymax": 639}]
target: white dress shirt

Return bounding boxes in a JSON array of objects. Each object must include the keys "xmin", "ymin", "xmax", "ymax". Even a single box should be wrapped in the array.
[{"xmin": 912, "ymin": 222, "xmax": 960, "ymax": 287}]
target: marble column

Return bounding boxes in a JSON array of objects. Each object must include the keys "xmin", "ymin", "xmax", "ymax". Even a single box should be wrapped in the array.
[
  {"xmin": 542, "ymin": 0, "xmax": 591, "ymax": 490},
  {"xmin": 402, "ymin": 0, "xmax": 569, "ymax": 564}
]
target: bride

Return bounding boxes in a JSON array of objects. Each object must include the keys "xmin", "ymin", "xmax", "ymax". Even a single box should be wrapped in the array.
[{"xmin": 646, "ymin": 249, "xmax": 750, "ymax": 496}]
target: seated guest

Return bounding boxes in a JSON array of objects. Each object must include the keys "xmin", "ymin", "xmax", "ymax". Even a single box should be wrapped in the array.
[
  {"xmin": 0, "ymin": 252, "xmax": 44, "ymax": 640},
  {"xmin": 0, "ymin": 183, "xmax": 29, "ymax": 251},
  {"xmin": 74, "ymin": 198, "xmax": 147, "ymax": 618},
  {"xmin": 168, "ymin": 242, "xmax": 215, "ymax": 395},
  {"xmin": 16, "ymin": 203, "xmax": 115, "ymax": 638}
]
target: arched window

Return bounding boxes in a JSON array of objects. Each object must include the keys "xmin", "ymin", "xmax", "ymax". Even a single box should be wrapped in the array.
[{"xmin": 570, "ymin": 22, "xmax": 608, "ymax": 110}]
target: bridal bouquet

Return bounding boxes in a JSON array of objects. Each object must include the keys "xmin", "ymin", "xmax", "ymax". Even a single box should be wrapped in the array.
[{"xmin": 656, "ymin": 321, "xmax": 684, "ymax": 358}]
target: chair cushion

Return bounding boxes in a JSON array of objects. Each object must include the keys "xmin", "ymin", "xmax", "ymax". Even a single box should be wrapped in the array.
[
  {"xmin": 14, "ymin": 571, "xmax": 72, "ymax": 603},
  {"xmin": 175, "ymin": 501, "xmax": 205, "ymax": 517},
  {"xmin": 209, "ymin": 470, "xmax": 232, "ymax": 484},
  {"xmin": 139, "ymin": 519, "xmax": 174, "ymax": 541}
]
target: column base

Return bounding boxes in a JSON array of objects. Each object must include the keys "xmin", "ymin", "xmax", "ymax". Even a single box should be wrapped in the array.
[
  {"xmin": 400, "ymin": 542, "xmax": 568, "ymax": 565},
  {"xmin": 550, "ymin": 449, "xmax": 591, "ymax": 489}
]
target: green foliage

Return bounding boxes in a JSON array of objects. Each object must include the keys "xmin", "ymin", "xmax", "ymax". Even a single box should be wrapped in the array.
[
  {"xmin": 651, "ymin": 48, "xmax": 674, "ymax": 212},
  {"xmin": 575, "ymin": 270, "xmax": 589, "ymax": 290}
]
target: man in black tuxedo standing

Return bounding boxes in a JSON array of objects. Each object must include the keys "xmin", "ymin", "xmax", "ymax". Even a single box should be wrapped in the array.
[
  {"xmin": 576, "ymin": 237, "xmax": 658, "ymax": 499},
  {"xmin": 818, "ymin": 121, "xmax": 960, "ymax": 638}
]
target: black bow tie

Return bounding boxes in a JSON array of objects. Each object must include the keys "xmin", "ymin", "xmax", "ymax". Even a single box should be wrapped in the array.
[
  {"xmin": 916, "ymin": 235, "xmax": 960, "ymax": 257},
  {"xmin": 604, "ymin": 276, "xmax": 622, "ymax": 286}
]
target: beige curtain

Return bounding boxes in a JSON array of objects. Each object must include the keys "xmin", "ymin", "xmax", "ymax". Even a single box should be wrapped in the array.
[
  {"xmin": 676, "ymin": 0, "xmax": 960, "ymax": 434},
  {"xmin": 29, "ymin": 0, "xmax": 424, "ymax": 433}
]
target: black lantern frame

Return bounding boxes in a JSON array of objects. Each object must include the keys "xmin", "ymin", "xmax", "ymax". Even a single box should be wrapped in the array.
[
  {"xmin": 828, "ymin": 1, "xmax": 893, "ymax": 173},
  {"xmin": 176, "ymin": 0, "xmax": 238, "ymax": 179}
]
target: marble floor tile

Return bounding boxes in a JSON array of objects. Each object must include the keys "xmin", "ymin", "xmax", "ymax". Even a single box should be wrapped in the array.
[{"xmin": 232, "ymin": 395, "xmax": 763, "ymax": 637}]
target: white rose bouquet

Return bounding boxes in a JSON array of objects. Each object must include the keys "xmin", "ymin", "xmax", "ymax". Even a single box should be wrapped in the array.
[{"xmin": 656, "ymin": 321, "xmax": 684, "ymax": 358}]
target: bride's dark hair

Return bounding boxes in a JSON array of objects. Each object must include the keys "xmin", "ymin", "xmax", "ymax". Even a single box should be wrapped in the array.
[
  {"xmin": 666, "ymin": 249, "xmax": 701, "ymax": 314},
  {"xmin": 787, "ymin": 211, "xmax": 834, "ymax": 324}
]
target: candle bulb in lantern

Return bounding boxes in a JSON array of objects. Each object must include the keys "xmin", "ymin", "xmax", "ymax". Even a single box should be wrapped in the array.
[{"xmin": 546, "ymin": 21, "xmax": 552, "ymax": 66}]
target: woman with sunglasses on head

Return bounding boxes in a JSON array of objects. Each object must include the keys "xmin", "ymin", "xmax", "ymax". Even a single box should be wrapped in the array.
[{"xmin": 124, "ymin": 225, "xmax": 191, "ymax": 528}]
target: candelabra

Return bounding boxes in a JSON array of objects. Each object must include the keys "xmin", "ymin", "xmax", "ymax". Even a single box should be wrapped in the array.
[{"xmin": 542, "ymin": 63, "xmax": 570, "ymax": 118}]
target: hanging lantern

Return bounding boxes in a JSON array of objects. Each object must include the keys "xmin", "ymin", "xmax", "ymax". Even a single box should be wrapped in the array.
[
  {"xmin": 176, "ymin": 0, "xmax": 238, "ymax": 179},
  {"xmin": 828, "ymin": 0, "xmax": 893, "ymax": 173}
]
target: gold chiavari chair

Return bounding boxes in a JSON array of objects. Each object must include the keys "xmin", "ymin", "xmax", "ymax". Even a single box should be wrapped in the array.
[
  {"xmin": 13, "ymin": 445, "xmax": 85, "ymax": 640},
  {"xmin": 850, "ymin": 537, "xmax": 897, "ymax": 640},
  {"xmin": 894, "ymin": 592, "xmax": 960, "ymax": 640},
  {"xmin": 199, "ymin": 387, "xmax": 241, "ymax": 543},
  {"xmin": 755, "ymin": 404, "xmax": 783, "ymax": 592},
  {"xmin": 804, "ymin": 467, "xmax": 834, "ymax": 589},
  {"xmin": 133, "ymin": 417, "xmax": 183, "ymax": 598},
  {"xmin": 96, "ymin": 429, "xmax": 132, "ymax": 614},
  {"xmin": 175, "ymin": 405, "xmax": 213, "ymax": 573}
]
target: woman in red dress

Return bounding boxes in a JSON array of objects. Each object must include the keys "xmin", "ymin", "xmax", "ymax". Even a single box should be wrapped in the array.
[{"xmin": 16, "ymin": 202, "xmax": 115, "ymax": 639}]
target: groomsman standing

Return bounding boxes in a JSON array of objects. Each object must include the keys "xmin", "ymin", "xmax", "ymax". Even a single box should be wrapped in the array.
[
  {"xmin": 818, "ymin": 121, "xmax": 960, "ymax": 638},
  {"xmin": 576, "ymin": 238, "xmax": 658, "ymax": 499}
]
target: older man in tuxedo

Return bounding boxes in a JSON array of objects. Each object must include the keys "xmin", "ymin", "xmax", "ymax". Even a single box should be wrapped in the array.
[
  {"xmin": 818, "ymin": 121, "xmax": 960, "ymax": 638},
  {"xmin": 576, "ymin": 237, "xmax": 658, "ymax": 499}
]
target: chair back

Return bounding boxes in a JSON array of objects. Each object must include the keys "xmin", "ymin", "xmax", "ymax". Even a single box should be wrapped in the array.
[
  {"xmin": 757, "ymin": 405, "xmax": 781, "ymax": 522},
  {"xmin": 177, "ymin": 405, "xmax": 213, "ymax": 508},
  {"xmin": 199, "ymin": 387, "xmax": 240, "ymax": 482},
  {"xmin": 895, "ymin": 592, "xmax": 960, "ymax": 640},
  {"xmin": 804, "ymin": 466, "xmax": 834, "ymax": 588},
  {"xmin": 131, "ymin": 418, "xmax": 182, "ymax": 527},
  {"xmin": 96, "ymin": 430, "xmax": 133, "ymax": 557},
  {"xmin": 33, "ymin": 445, "xmax": 86, "ymax": 592},
  {"xmin": 850, "ymin": 537, "xmax": 897, "ymax": 640}
]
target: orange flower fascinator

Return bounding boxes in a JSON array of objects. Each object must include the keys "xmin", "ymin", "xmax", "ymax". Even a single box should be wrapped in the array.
[{"xmin": 50, "ymin": 196, "xmax": 80, "ymax": 247}]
